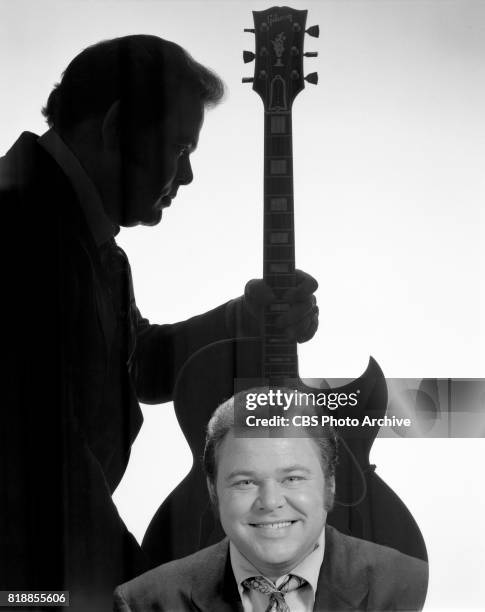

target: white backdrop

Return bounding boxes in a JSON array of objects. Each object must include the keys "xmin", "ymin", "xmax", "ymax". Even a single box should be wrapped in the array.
[{"xmin": 1, "ymin": 0, "xmax": 484, "ymax": 609}]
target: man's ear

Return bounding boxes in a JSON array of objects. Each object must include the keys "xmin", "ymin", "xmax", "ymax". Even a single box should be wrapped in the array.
[
  {"xmin": 101, "ymin": 100, "xmax": 121, "ymax": 151},
  {"xmin": 207, "ymin": 478, "xmax": 219, "ymax": 517},
  {"xmin": 325, "ymin": 476, "xmax": 336, "ymax": 512}
]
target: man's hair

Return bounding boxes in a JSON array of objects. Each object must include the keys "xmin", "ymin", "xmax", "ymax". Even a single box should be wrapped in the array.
[
  {"xmin": 42, "ymin": 34, "xmax": 224, "ymax": 132},
  {"xmin": 203, "ymin": 390, "xmax": 338, "ymax": 512}
]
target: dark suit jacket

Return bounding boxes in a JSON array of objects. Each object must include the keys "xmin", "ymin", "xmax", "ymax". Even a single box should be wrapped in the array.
[
  {"xmin": 114, "ymin": 526, "xmax": 428, "ymax": 611},
  {"xmin": 0, "ymin": 133, "xmax": 232, "ymax": 610}
]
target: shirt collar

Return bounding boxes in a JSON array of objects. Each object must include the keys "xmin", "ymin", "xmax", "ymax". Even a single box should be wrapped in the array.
[
  {"xmin": 230, "ymin": 527, "xmax": 325, "ymax": 596},
  {"xmin": 38, "ymin": 128, "xmax": 118, "ymax": 246}
]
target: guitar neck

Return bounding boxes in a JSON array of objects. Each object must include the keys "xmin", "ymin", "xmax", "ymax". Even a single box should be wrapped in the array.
[
  {"xmin": 262, "ymin": 110, "xmax": 298, "ymax": 383},
  {"xmin": 245, "ymin": 5, "xmax": 315, "ymax": 383}
]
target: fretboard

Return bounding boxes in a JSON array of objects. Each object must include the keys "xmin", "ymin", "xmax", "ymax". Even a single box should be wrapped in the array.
[{"xmin": 262, "ymin": 110, "xmax": 298, "ymax": 383}]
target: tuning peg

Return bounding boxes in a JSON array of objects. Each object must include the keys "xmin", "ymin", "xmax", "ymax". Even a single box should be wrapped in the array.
[
  {"xmin": 304, "ymin": 52, "xmax": 318, "ymax": 58},
  {"xmin": 244, "ymin": 28, "xmax": 255, "ymax": 33},
  {"xmin": 243, "ymin": 51, "xmax": 255, "ymax": 63},
  {"xmin": 306, "ymin": 25, "xmax": 320, "ymax": 38},
  {"xmin": 305, "ymin": 72, "xmax": 318, "ymax": 85},
  {"xmin": 242, "ymin": 77, "xmax": 254, "ymax": 83}
]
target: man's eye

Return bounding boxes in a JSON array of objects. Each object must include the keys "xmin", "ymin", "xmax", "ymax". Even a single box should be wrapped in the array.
[
  {"xmin": 284, "ymin": 476, "xmax": 305, "ymax": 484},
  {"xmin": 233, "ymin": 479, "xmax": 255, "ymax": 489}
]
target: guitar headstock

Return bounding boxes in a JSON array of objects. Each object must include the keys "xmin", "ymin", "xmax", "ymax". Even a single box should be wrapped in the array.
[{"xmin": 242, "ymin": 6, "xmax": 319, "ymax": 110}]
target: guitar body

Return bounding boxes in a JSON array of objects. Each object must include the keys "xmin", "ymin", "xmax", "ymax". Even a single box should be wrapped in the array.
[{"xmin": 142, "ymin": 339, "xmax": 427, "ymax": 566}]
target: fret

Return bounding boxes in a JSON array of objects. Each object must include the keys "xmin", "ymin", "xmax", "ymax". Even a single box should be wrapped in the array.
[
  {"xmin": 266, "ymin": 225, "xmax": 293, "ymax": 233},
  {"xmin": 263, "ymin": 366, "xmax": 299, "ymax": 378},
  {"xmin": 263, "ymin": 347, "xmax": 297, "ymax": 354},
  {"xmin": 263, "ymin": 325, "xmax": 286, "ymax": 335},
  {"xmin": 266, "ymin": 139, "xmax": 292, "ymax": 157},
  {"xmin": 264, "ymin": 246, "xmax": 294, "ymax": 260},
  {"xmin": 264, "ymin": 314, "xmax": 288, "ymax": 324},
  {"xmin": 263, "ymin": 347, "xmax": 297, "ymax": 356},
  {"xmin": 265, "ymin": 210, "xmax": 292, "ymax": 219},
  {"xmin": 264, "ymin": 239, "xmax": 294, "ymax": 247},
  {"xmin": 265, "ymin": 217, "xmax": 293, "ymax": 229},
  {"xmin": 264, "ymin": 177, "xmax": 293, "ymax": 194},
  {"xmin": 263, "ymin": 278, "xmax": 295, "ymax": 291},
  {"xmin": 264, "ymin": 330, "xmax": 293, "ymax": 340},
  {"xmin": 264, "ymin": 356, "xmax": 298, "ymax": 364}
]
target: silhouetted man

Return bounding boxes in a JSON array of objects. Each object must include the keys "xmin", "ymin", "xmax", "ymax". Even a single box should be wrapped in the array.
[{"xmin": 0, "ymin": 35, "xmax": 318, "ymax": 611}]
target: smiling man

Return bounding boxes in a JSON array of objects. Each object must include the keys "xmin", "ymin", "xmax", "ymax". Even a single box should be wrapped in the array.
[
  {"xmin": 0, "ymin": 35, "xmax": 319, "ymax": 612},
  {"xmin": 114, "ymin": 394, "xmax": 428, "ymax": 611},
  {"xmin": 216, "ymin": 433, "xmax": 331, "ymax": 601}
]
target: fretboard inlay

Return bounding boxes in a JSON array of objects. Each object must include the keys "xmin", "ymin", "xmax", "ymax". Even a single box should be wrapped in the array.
[
  {"xmin": 270, "ymin": 115, "xmax": 287, "ymax": 134},
  {"xmin": 269, "ymin": 198, "xmax": 288, "ymax": 211},
  {"xmin": 270, "ymin": 232, "xmax": 289, "ymax": 244},
  {"xmin": 270, "ymin": 159, "xmax": 288, "ymax": 174}
]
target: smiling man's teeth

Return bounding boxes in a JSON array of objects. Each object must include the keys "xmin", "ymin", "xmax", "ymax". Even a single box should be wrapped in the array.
[{"xmin": 252, "ymin": 521, "xmax": 293, "ymax": 529}]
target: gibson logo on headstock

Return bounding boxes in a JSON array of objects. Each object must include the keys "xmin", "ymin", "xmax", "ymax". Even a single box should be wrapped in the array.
[{"xmin": 268, "ymin": 12, "xmax": 293, "ymax": 28}]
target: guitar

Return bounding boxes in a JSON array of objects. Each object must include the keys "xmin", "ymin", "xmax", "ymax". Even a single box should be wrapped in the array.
[{"xmin": 142, "ymin": 6, "xmax": 427, "ymax": 566}]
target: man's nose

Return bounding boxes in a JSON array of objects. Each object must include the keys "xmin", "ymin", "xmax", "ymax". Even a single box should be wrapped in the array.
[
  {"xmin": 255, "ymin": 480, "xmax": 285, "ymax": 512},
  {"xmin": 177, "ymin": 154, "xmax": 193, "ymax": 186}
]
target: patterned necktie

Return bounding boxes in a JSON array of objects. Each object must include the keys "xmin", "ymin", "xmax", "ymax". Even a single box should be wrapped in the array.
[{"xmin": 242, "ymin": 574, "xmax": 307, "ymax": 612}]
